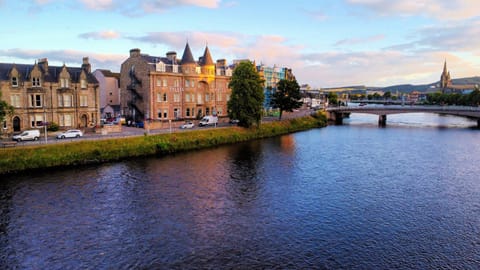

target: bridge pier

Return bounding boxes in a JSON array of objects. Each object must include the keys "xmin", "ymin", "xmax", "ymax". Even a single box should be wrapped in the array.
[
  {"xmin": 327, "ymin": 111, "xmax": 344, "ymax": 125},
  {"xmin": 378, "ymin": 115, "xmax": 387, "ymax": 127}
]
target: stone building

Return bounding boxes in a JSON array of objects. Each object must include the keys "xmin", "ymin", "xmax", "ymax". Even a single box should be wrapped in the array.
[
  {"xmin": 93, "ymin": 69, "xmax": 121, "ymax": 119},
  {"xmin": 119, "ymin": 43, "xmax": 232, "ymax": 125},
  {"xmin": 0, "ymin": 57, "xmax": 99, "ymax": 134},
  {"xmin": 440, "ymin": 60, "xmax": 476, "ymax": 93}
]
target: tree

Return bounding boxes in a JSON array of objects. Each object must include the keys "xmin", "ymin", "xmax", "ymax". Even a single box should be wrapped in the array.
[
  {"xmin": 0, "ymin": 92, "xmax": 14, "ymax": 128},
  {"xmin": 227, "ymin": 61, "xmax": 265, "ymax": 128},
  {"xmin": 270, "ymin": 78, "xmax": 303, "ymax": 120},
  {"xmin": 327, "ymin": 92, "xmax": 338, "ymax": 106}
]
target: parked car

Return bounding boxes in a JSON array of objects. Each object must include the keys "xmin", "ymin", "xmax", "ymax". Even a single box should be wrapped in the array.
[
  {"xmin": 229, "ymin": 119, "xmax": 240, "ymax": 124},
  {"xmin": 56, "ymin": 129, "xmax": 83, "ymax": 139},
  {"xmin": 180, "ymin": 121, "xmax": 194, "ymax": 129},
  {"xmin": 198, "ymin": 115, "xmax": 218, "ymax": 127},
  {"xmin": 135, "ymin": 121, "xmax": 144, "ymax": 128},
  {"xmin": 13, "ymin": 130, "xmax": 41, "ymax": 141}
]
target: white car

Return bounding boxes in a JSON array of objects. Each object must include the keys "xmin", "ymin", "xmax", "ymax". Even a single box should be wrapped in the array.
[
  {"xmin": 180, "ymin": 121, "xmax": 194, "ymax": 129},
  {"xmin": 56, "ymin": 129, "xmax": 83, "ymax": 139}
]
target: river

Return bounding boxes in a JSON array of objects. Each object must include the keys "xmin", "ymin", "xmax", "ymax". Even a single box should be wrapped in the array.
[{"xmin": 1, "ymin": 113, "xmax": 479, "ymax": 269}]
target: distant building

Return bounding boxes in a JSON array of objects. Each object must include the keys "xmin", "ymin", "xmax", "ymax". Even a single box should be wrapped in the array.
[
  {"xmin": 0, "ymin": 57, "xmax": 99, "ymax": 134},
  {"xmin": 256, "ymin": 64, "xmax": 295, "ymax": 110},
  {"xmin": 119, "ymin": 44, "xmax": 232, "ymax": 124},
  {"xmin": 93, "ymin": 69, "xmax": 121, "ymax": 119},
  {"xmin": 440, "ymin": 60, "xmax": 477, "ymax": 93}
]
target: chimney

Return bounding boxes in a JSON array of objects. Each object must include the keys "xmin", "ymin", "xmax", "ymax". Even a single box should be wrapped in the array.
[
  {"xmin": 130, "ymin": 48, "xmax": 141, "ymax": 57},
  {"xmin": 38, "ymin": 58, "xmax": 49, "ymax": 74},
  {"xmin": 216, "ymin": 59, "xmax": 227, "ymax": 67},
  {"xmin": 82, "ymin": 57, "xmax": 91, "ymax": 73},
  {"xmin": 166, "ymin": 51, "xmax": 177, "ymax": 63}
]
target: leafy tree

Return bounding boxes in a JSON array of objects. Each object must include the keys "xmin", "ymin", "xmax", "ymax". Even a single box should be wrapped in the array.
[
  {"xmin": 227, "ymin": 61, "xmax": 265, "ymax": 127},
  {"xmin": 383, "ymin": 91, "xmax": 392, "ymax": 100},
  {"xmin": 327, "ymin": 92, "xmax": 338, "ymax": 106},
  {"xmin": 270, "ymin": 79, "xmax": 303, "ymax": 120},
  {"xmin": 0, "ymin": 92, "xmax": 14, "ymax": 127}
]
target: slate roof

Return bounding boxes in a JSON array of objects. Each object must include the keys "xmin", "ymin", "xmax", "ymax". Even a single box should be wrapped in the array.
[
  {"xmin": 0, "ymin": 62, "xmax": 98, "ymax": 84},
  {"xmin": 200, "ymin": 46, "xmax": 214, "ymax": 66},
  {"xmin": 181, "ymin": 43, "xmax": 196, "ymax": 64}
]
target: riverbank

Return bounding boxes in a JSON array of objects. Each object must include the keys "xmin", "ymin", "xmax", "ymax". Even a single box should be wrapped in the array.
[{"xmin": 0, "ymin": 113, "xmax": 326, "ymax": 175}]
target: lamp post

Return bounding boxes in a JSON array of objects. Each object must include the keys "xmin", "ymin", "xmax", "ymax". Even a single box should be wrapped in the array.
[{"xmin": 44, "ymin": 107, "xmax": 47, "ymax": 143}]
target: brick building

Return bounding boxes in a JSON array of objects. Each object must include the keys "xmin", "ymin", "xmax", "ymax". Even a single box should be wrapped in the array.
[
  {"xmin": 0, "ymin": 57, "xmax": 99, "ymax": 134},
  {"xmin": 119, "ymin": 43, "xmax": 232, "ymax": 125}
]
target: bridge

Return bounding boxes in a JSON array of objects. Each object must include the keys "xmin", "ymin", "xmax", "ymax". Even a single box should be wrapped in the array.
[{"xmin": 326, "ymin": 105, "xmax": 480, "ymax": 127}]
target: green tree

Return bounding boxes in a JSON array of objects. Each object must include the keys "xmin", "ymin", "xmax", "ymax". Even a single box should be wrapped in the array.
[
  {"xmin": 270, "ymin": 79, "xmax": 303, "ymax": 120},
  {"xmin": 383, "ymin": 91, "xmax": 392, "ymax": 100},
  {"xmin": 227, "ymin": 61, "xmax": 265, "ymax": 127},
  {"xmin": 0, "ymin": 92, "xmax": 14, "ymax": 127},
  {"xmin": 327, "ymin": 92, "xmax": 338, "ymax": 106}
]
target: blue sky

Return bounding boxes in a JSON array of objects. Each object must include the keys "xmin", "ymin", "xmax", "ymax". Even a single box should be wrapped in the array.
[{"xmin": 1, "ymin": 0, "xmax": 479, "ymax": 87}]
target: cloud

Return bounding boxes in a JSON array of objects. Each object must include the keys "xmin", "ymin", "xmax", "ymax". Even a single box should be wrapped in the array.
[
  {"xmin": 335, "ymin": 34, "xmax": 385, "ymax": 46},
  {"xmin": 304, "ymin": 10, "xmax": 328, "ymax": 21},
  {"xmin": 385, "ymin": 18, "xmax": 480, "ymax": 53},
  {"xmin": 76, "ymin": 0, "xmax": 220, "ymax": 13},
  {"xmin": 79, "ymin": 30, "xmax": 121, "ymax": 40},
  {"xmin": 0, "ymin": 48, "xmax": 125, "ymax": 72},
  {"xmin": 345, "ymin": 0, "xmax": 480, "ymax": 20}
]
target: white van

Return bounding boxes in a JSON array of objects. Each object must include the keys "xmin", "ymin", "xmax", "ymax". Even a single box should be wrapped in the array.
[
  {"xmin": 13, "ymin": 130, "xmax": 41, "ymax": 142},
  {"xmin": 198, "ymin": 115, "xmax": 218, "ymax": 127}
]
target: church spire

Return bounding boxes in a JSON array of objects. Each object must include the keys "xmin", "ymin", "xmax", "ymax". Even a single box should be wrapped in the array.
[{"xmin": 181, "ymin": 42, "xmax": 196, "ymax": 65}]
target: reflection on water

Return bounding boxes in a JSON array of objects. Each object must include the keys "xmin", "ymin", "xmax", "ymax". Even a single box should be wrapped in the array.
[{"xmin": 1, "ymin": 114, "xmax": 480, "ymax": 269}]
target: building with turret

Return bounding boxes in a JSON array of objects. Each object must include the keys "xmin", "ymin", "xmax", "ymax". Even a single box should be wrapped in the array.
[
  {"xmin": 119, "ymin": 43, "xmax": 232, "ymax": 125},
  {"xmin": 0, "ymin": 57, "xmax": 99, "ymax": 134}
]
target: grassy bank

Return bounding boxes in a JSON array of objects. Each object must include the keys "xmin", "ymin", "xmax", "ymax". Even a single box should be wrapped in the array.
[{"xmin": 0, "ymin": 113, "xmax": 327, "ymax": 175}]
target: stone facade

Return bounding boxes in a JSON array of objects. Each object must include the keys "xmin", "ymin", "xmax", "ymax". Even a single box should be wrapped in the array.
[
  {"xmin": 119, "ymin": 44, "xmax": 232, "ymax": 124},
  {"xmin": 0, "ymin": 57, "xmax": 99, "ymax": 134}
]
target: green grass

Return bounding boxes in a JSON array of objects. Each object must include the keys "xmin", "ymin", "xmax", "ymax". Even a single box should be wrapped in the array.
[{"xmin": 0, "ymin": 113, "xmax": 327, "ymax": 175}]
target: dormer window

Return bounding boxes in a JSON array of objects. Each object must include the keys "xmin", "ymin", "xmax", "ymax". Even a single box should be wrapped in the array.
[
  {"xmin": 11, "ymin": 76, "xmax": 18, "ymax": 87},
  {"xmin": 61, "ymin": 78, "xmax": 69, "ymax": 88},
  {"xmin": 32, "ymin": 77, "xmax": 41, "ymax": 87},
  {"xmin": 80, "ymin": 79, "xmax": 87, "ymax": 89},
  {"xmin": 156, "ymin": 62, "xmax": 166, "ymax": 72}
]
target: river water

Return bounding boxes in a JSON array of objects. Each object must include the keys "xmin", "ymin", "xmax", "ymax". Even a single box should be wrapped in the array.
[{"xmin": 1, "ymin": 113, "xmax": 479, "ymax": 269}]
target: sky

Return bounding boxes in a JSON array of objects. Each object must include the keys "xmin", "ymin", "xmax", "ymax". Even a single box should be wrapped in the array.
[{"xmin": 1, "ymin": 0, "xmax": 480, "ymax": 88}]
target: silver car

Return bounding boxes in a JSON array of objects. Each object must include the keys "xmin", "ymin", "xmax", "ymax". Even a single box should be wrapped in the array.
[{"xmin": 56, "ymin": 129, "xmax": 83, "ymax": 139}]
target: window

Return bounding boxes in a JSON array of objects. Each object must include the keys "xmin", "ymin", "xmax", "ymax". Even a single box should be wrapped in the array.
[
  {"xmin": 173, "ymin": 65, "xmax": 178, "ymax": 73},
  {"xmin": 186, "ymin": 108, "xmax": 190, "ymax": 117},
  {"xmin": 11, "ymin": 77, "xmax": 18, "ymax": 87},
  {"xmin": 2, "ymin": 121, "xmax": 6, "ymax": 129},
  {"xmin": 64, "ymin": 94, "xmax": 72, "ymax": 107},
  {"xmin": 163, "ymin": 93, "xmax": 167, "ymax": 102},
  {"xmin": 185, "ymin": 80, "xmax": 190, "ymax": 87},
  {"xmin": 80, "ymin": 95, "xmax": 88, "ymax": 107},
  {"xmin": 80, "ymin": 79, "xmax": 87, "ymax": 89},
  {"xmin": 32, "ymin": 77, "xmax": 41, "ymax": 87},
  {"xmin": 206, "ymin": 107, "xmax": 210, "ymax": 115},
  {"xmin": 157, "ymin": 93, "xmax": 162, "ymax": 102},
  {"xmin": 30, "ymin": 114, "xmax": 44, "ymax": 128},
  {"xmin": 59, "ymin": 114, "xmax": 72, "ymax": 127},
  {"xmin": 163, "ymin": 110, "xmax": 167, "ymax": 118},
  {"xmin": 196, "ymin": 67, "xmax": 201, "ymax": 74},
  {"xmin": 174, "ymin": 79, "xmax": 179, "ymax": 87},
  {"xmin": 10, "ymin": 94, "xmax": 21, "ymax": 108},
  {"xmin": 185, "ymin": 93, "xmax": 191, "ymax": 102},
  {"xmin": 174, "ymin": 108, "xmax": 179, "ymax": 119},
  {"xmin": 163, "ymin": 79, "xmax": 167, "ymax": 87},
  {"xmin": 217, "ymin": 93, "xmax": 222, "ymax": 102},
  {"xmin": 29, "ymin": 94, "xmax": 42, "ymax": 107},
  {"xmin": 156, "ymin": 62, "xmax": 166, "ymax": 72},
  {"xmin": 156, "ymin": 79, "xmax": 162, "ymax": 87},
  {"xmin": 60, "ymin": 78, "xmax": 69, "ymax": 88},
  {"xmin": 205, "ymin": 93, "xmax": 210, "ymax": 102},
  {"xmin": 174, "ymin": 93, "xmax": 180, "ymax": 102},
  {"xmin": 226, "ymin": 94, "xmax": 230, "ymax": 101},
  {"xmin": 191, "ymin": 80, "xmax": 195, "ymax": 87},
  {"xmin": 157, "ymin": 110, "xmax": 162, "ymax": 119},
  {"xmin": 197, "ymin": 93, "xmax": 202, "ymax": 104}
]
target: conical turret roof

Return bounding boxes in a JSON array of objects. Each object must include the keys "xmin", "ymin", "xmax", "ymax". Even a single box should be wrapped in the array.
[
  {"xmin": 200, "ymin": 46, "xmax": 214, "ymax": 66},
  {"xmin": 181, "ymin": 43, "xmax": 196, "ymax": 65}
]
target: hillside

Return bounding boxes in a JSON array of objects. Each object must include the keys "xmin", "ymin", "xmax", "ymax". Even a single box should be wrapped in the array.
[{"xmin": 376, "ymin": 76, "xmax": 480, "ymax": 93}]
